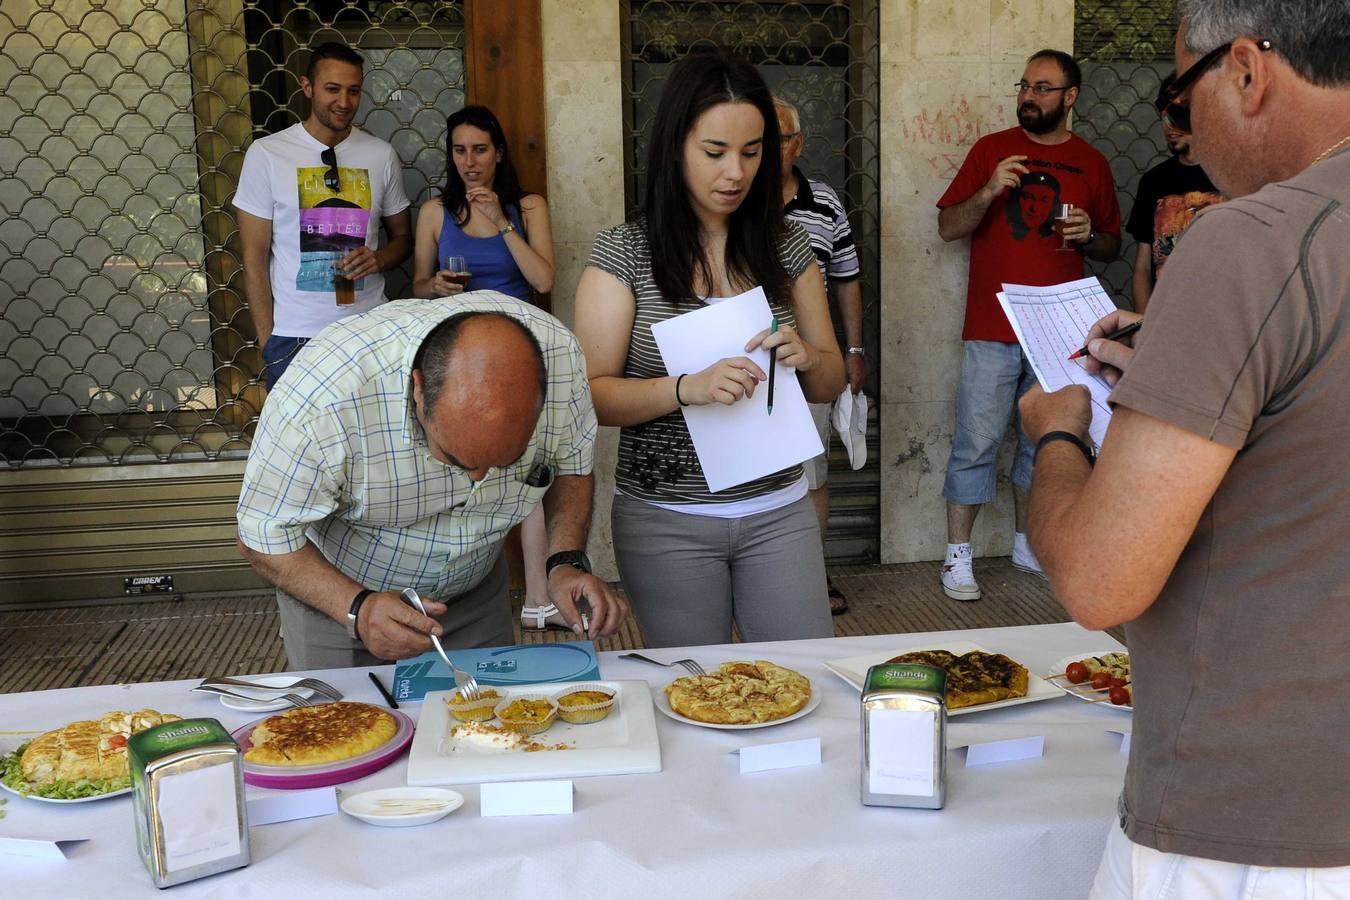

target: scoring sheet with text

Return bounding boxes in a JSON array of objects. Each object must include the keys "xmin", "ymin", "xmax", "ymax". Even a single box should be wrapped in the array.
[{"xmin": 997, "ymin": 277, "xmax": 1119, "ymax": 449}]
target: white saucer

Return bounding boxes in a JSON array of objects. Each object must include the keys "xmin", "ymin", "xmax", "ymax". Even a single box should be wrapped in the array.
[
  {"xmin": 214, "ymin": 676, "xmax": 316, "ymax": 712},
  {"xmin": 340, "ymin": 787, "xmax": 464, "ymax": 827}
]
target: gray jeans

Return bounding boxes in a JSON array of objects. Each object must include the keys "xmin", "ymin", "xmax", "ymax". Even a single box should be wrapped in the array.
[
  {"xmin": 612, "ymin": 493, "xmax": 832, "ymax": 648},
  {"xmin": 276, "ymin": 552, "xmax": 512, "ymax": 670}
]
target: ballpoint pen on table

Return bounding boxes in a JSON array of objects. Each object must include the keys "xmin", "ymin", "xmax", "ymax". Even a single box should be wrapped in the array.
[
  {"xmin": 368, "ymin": 671, "xmax": 399, "ymax": 709},
  {"xmin": 767, "ymin": 316, "xmax": 778, "ymax": 415},
  {"xmin": 1067, "ymin": 320, "xmax": 1141, "ymax": 361}
]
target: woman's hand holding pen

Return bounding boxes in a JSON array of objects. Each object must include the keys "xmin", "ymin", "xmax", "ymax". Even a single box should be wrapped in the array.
[
  {"xmin": 683, "ymin": 358, "xmax": 766, "ymax": 407},
  {"xmin": 1081, "ymin": 309, "xmax": 1143, "ymax": 387},
  {"xmin": 746, "ymin": 322, "xmax": 819, "ymax": 372}
]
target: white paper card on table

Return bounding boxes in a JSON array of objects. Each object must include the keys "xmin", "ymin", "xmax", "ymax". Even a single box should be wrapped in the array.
[
  {"xmin": 247, "ymin": 787, "xmax": 338, "ymax": 826},
  {"xmin": 0, "ymin": 837, "xmax": 88, "ymax": 861},
  {"xmin": 733, "ymin": 737, "xmax": 822, "ymax": 774},
  {"xmin": 650, "ymin": 286, "xmax": 823, "ymax": 492},
  {"xmin": 867, "ymin": 708, "xmax": 936, "ymax": 797},
  {"xmin": 479, "ymin": 780, "xmax": 573, "ymax": 817},
  {"xmin": 1107, "ymin": 731, "xmax": 1131, "ymax": 754},
  {"xmin": 964, "ymin": 735, "xmax": 1045, "ymax": 767},
  {"xmin": 157, "ymin": 760, "xmax": 242, "ymax": 871},
  {"xmin": 996, "ymin": 276, "xmax": 1120, "ymax": 448}
]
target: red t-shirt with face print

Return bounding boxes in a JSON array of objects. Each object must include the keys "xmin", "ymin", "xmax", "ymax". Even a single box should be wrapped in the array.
[{"xmin": 937, "ymin": 126, "xmax": 1121, "ymax": 342}]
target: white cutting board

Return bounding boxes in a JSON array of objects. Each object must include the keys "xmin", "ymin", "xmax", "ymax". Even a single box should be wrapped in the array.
[{"xmin": 406, "ymin": 680, "xmax": 662, "ymax": 785}]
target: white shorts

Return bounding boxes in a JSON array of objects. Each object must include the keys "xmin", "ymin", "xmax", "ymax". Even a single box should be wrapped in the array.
[{"xmin": 1090, "ymin": 821, "xmax": 1350, "ymax": 900}]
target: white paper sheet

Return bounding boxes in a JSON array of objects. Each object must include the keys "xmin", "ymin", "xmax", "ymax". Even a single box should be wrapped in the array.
[
  {"xmin": 479, "ymin": 780, "xmax": 574, "ymax": 817},
  {"xmin": 733, "ymin": 737, "xmax": 822, "ymax": 774},
  {"xmin": 650, "ymin": 287, "xmax": 823, "ymax": 492},
  {"xmin": 997, "ymin": 277, "xmax": 1119, "ymax": 449}
]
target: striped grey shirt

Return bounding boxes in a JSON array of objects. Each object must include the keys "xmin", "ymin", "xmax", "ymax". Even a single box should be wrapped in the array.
[{"xmin": 587, "ymin": 219, "xmax": 815, "ymax": 504}]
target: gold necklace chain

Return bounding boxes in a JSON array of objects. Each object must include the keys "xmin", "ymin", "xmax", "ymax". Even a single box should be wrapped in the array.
[{"xmin": 1312, "ymin": 132, "xmax": 1350, "ymax": 165}]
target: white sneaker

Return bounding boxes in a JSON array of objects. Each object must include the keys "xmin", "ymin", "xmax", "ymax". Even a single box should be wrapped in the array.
[
  {"xmin": 1012, "ymin": 533, "xmax": 1047, "ymax": 580},
  {"xmin": 941, "ymin": 555, "xmax": 982, "ymax": 602}
]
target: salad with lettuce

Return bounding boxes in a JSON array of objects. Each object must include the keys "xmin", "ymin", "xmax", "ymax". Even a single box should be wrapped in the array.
[{"xmin": 0, "ymin": 741, "xmax": 131, "ymax": 800}]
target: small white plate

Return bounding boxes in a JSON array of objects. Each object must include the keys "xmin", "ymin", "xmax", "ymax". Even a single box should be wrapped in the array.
[
  {"xmin": 211, "ymin": 677, "xmax": 316, "ymax": 712},
  {"xmin": 1046, "ymin": 652, "xmax": 1133, "ymax": 712},
  {"xmin": 340, "ymin": 787, "xmax": 463, "ymax": 827},
  {"xmin": 654, "ymin": 683, "xmax": 822, "ymax": 730}
]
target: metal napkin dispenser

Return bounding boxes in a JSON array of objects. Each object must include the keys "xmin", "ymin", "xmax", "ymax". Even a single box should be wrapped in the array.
[{"xmin": 861, "ymin": 663, "xmax": 947, "ymax": 809}]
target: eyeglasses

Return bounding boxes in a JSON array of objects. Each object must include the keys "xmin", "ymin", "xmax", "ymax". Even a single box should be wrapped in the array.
[
  {"xmin": 1162, "ymin": 38, "xmax": 1272, "ymax": 134},
  {"xmin": 1014, "ymin": 82, "xmax": 1072, "ymax": 97},
  {"xmin": 320, "ymin": 147, "xmax": 340, "ymax": 192}
]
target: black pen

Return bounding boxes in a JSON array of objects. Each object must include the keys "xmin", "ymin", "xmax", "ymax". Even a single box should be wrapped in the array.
[
  {"xmin": 767, "ymin": 316, "xmax": 778, "ymax": 415},
  {"xmin": 1067, "ymin": 320, "xmax": 1141, "ymax": 361},
  {"xmin": 368, "ymin": 671, "xmax": 399, "ymax": 709}
]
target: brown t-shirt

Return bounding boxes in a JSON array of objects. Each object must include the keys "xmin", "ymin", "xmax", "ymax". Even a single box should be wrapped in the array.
[{"xmin": 1109, "ymin": 150, "xmax": 1350, "ymax": 867}]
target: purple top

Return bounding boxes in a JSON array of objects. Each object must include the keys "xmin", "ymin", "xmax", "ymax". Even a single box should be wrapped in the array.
[{"xmin": 437, "ymin": 203, "xmax": 531, "ymax": 299}]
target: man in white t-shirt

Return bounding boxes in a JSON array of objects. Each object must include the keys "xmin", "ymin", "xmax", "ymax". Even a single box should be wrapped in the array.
[{"xmin": 234, "ymin": 42, "xmax": 413, "ymax": 388}]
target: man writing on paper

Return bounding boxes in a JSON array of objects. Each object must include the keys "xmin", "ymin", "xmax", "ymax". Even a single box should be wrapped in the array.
[
  {"xmin": 1020, "ymin": 2, "xmax": 1350, "ymax": 892},
  {"xmin": 236, "ymin": 296, "xmax": 628, "ymax": 668},
  {"xmin": 935, "ymin": 49, "xmax": 1120, "ymax": 601}
]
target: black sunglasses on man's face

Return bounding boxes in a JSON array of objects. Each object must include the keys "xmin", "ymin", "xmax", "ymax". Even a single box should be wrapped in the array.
[
  {"xmin": 1162, "ymin": 38, "xmax": 1272, "ymax": 134},
  {"xmin": 321, "ymin": 147, "xmax": 340, "ymax": 192}
]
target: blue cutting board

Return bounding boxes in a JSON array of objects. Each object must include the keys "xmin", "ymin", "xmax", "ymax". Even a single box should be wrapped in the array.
[{"xmin": 392, "ymin": 641, "xmax": 600, "ymax": 701}]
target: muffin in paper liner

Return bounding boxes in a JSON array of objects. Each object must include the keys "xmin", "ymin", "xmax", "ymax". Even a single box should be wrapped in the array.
[
  {"xmin": 552, "ymin": 684, "xmax": 617, "ymax": 724},
  {"xmin": 445, "ymin": 688, "xmax": 503, "ymax": 722},
  {"xmin": 493, "ymin": 694, "xmax": 558, "ymax": 735}
]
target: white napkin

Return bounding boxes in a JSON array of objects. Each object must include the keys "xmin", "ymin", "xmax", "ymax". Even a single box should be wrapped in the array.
[{"xmin": 831, "ymin": 388, "xmax": 868, "ymax": 470}]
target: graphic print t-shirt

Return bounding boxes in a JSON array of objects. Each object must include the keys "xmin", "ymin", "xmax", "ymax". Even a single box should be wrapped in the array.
[
  {"xmin": 234, "ymin": 124, "xmax": 411, "ymax": 338},
  {"xmin": 1126, "ymin": 155, "xmax": 1222, "ymax": 283},
  {"xmin": 937, "ymin": 127, "xmax": 1121, "ymax": 342}
]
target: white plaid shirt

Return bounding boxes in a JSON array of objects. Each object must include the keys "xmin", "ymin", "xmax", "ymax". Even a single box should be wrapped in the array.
[{"xmin": 236, "ymin": 293, "xmax": 596, "ymax": 597}]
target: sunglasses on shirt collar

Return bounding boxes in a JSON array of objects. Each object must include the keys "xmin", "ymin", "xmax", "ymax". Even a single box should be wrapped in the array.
[
  {"xmin": 320, "ymin": 147, "xmax": 340, "ymax": 192},
  {"xmin": 1162, "ymin": 38, "xmax": 1273, "ymax": 134}
]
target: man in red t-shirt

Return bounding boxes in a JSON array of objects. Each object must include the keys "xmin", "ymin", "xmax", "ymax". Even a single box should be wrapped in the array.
[{"xmin": 935, "ymin": 48, "xmax": 1121, "ymax": 601}]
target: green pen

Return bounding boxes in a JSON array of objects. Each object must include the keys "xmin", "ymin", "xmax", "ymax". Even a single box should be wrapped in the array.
[{"xmin": 767, "ymin": 316, "xmax": 778, "ymax": 415}]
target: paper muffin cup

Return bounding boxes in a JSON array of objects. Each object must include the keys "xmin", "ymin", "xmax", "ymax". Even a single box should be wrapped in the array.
[
  {"xmin": 445, "ymin": 688, "xmax": 502, "ymax": 722},
  {"xmin": 553, "ymin": 684, "xmax": 617, "ymax": 724},
  {"xmin": 493, "ymin": 694, "xmax": 558, "ymax": 735}
]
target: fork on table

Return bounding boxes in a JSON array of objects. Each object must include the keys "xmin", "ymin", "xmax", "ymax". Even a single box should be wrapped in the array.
[
  {"xmin": 619, "ymin": 653, "xmax": 706, "ymax": 676},
  {"xmin": 198, "ymin": 675, "xmax": 343, "ymax": 702},
  {"xmin": 401, "ymin": 588, "xmax": 481, "ymax": 701},
  {"xmin": 191, "ymin": 684, "xmax": 314, "ymax": 708}
]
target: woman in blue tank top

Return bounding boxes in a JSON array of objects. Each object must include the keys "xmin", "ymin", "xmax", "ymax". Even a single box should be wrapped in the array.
[
  {"xmin": 413, "ymin": 105, "xmax": 555, "ymax": 301},
  {"xmin": 413, "ymin": 105, "xmax": 560, "ymax": 631}
]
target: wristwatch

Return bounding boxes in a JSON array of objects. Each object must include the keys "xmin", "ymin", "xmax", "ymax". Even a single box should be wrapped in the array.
[
  {"xmin": 846, "ymin": 346, "xmax": 865, "ymax": 356},
  {"xmin": 1035, "ymin": 431, "xmax": 1096, "ymax": 467},
  {"xmin": 499, "ymin": 221, "xmax": 516, "ymax": 236},
  {"xmin": 346, "ymin": 589, "xmax": 374, "ymax": 640},
  {"xmin": 545, "ymin": 550, "xmax": 592, "ymax": 577}
]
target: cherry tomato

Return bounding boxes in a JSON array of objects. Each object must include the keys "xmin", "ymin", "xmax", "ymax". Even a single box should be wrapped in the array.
[
  {"xmin": 1090, "ymin": 671, "xmax": 1112, "ymax": 690},
  {"xmin": 109, "ymin": 733, "xmax": 128, "ymax": 748},
  {"xmin": 1108, "ymin": 686, "xmax": 1131, "ymax": 706},
  {"xmin": 1065, "ymin": 661, "xmax": 1090, "ymax": 684},
  {"xmin": 1108, "ymin": 676, "xmax": 1127, "ymax": 689}
]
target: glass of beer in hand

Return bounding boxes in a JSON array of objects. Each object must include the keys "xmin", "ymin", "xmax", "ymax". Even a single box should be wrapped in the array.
[
  {"xmin": 1053, "ymin": 203, "xmax": 1075, "ymax": 251},
  {"xmin": 334, "ymin": 256, "xmax": 356, "ymax": 305},
  {"xmin": 441, "ymin": 255, "xmax": 471, "ymax": 291}
]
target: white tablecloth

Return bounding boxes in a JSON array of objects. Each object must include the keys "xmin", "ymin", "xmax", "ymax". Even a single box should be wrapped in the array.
[{"xmin": 3, "ymin": 622, "xmax": 1128, "ymax": 899}]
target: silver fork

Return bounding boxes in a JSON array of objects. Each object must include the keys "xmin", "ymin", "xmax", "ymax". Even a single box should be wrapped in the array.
[
  {"xmin": 401, "ymin": 589, "xmax": 480, "ymax": 701},
  {"xmin": 200, "ymin": 676, "xmax": 343, "ymax": 702},
  {"xmin": 620, "ymin": 652, "xmax": 706, "ymax": 677},
  {"xmin": 191, "ymin": 684, "xmax": 313, "ymax": 708}
]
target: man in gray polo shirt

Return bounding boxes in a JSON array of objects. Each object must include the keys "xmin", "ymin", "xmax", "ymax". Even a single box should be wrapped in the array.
[{"xmin": 1019, "ymin": 0, "xmax": 1350, "ymax": 893}]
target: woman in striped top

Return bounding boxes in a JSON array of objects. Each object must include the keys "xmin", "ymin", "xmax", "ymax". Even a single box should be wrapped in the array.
[{"xmin": 574, "ymin": 51, "xmax": 845, "ymax": 647}]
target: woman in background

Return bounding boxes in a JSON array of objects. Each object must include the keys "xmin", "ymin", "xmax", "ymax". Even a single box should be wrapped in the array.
[
  {"xmin": 413, "ymin": 104, "xmax": 559, "ymax": 630},
  {"xmin": 574, "ymin": 51, "xmax": 845, "ymax": 647}
]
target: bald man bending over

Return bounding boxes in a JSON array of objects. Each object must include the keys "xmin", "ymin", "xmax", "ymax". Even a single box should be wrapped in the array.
[{"xmin": 237, "ymin": 293, "xmax": 626, "ymax": 668}]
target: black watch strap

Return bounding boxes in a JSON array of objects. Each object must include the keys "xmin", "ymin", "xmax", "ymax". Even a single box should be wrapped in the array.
[
  {"xmin": 346, "ymin": 589, "xmax": 374, "ymax": 641},
  {"xmin": 545, "ymin": 550, "xmax": 592, "ymax": 576},
  {"xmin": 1035, "ymin": 431, "xmax": 1096, "ymax": 467}
]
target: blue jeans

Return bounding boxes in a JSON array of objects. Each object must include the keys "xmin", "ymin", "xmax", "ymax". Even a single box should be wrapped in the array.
[
  {"xmin": 942, "ymin": 340, "xmax": 1036, "ymax": 506},
  {"xmin": 262, "ymin": 335, "xmax": 309, "ymax": 389}
]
